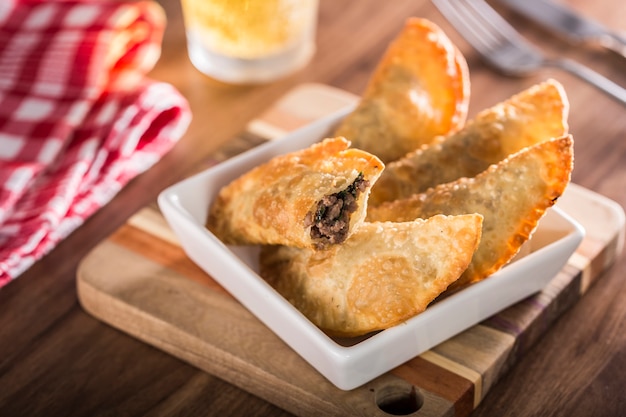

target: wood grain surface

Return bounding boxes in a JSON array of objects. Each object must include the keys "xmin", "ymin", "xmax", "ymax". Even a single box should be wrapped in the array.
[
  {"xmin": 76, "ymin": 84, "xmax": 623, "ymax": 417},
  {"xmin": 1, "ymin": 1, "xmax": 625, "ymax": 416}
]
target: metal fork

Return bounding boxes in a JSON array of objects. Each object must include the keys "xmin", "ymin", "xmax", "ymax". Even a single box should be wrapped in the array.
[{"xmin": 432, "ymin": 0, "xmax": 626, "ymax": 105}]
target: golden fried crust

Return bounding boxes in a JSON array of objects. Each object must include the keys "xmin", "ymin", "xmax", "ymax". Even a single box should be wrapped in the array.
[
  {"xmin": 367, "ymin": 135, "xmax": 574, "ymax": 290},
  {"xmin": 369, "ymin": 79, "xmax": 570, "ymax": 205},
  {"xmin": 260, "ymin": 214, "xmax": 483, "ymax": 337},
  {"xmin": 207, "ymin": 137, "xmax": 384, "ymax": 249},
  {"xmin": 334, "ymin": 18, "xmax": 469, "ymax": 163}
]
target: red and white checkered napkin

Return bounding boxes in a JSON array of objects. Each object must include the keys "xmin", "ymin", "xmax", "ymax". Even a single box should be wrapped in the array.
[{"xmin": 0, "ymin": 0, "xmax": 192, "ymax": 286}]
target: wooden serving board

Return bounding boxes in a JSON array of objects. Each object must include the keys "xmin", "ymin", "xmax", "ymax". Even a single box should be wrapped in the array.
[{"xmin": 77, "ymin": 84, "xmax": 625, "ymax": 417}]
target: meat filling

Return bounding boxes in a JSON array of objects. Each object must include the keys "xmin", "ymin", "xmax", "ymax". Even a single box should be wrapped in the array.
[{"xmin": 305, "ymin": 173, "xmax": 370, "ymax": 248}]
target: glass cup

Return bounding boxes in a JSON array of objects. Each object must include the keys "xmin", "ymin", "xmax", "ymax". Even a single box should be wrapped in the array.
[{"xmin": 180, "ymin": 0, "xmax": 318, "ymax": 84}]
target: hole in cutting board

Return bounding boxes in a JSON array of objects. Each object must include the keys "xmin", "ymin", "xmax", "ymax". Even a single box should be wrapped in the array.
[{"xmin": 375, "ymin": 384, "xmax": 423, "ymax": 415}]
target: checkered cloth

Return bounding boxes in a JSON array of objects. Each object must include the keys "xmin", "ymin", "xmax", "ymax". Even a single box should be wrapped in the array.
[{"xmin": 0, "ymin": 0, "xmax": 192, "ymax": 286}]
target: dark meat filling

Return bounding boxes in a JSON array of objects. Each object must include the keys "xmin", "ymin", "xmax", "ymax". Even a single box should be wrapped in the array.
[{"xmin": 304, "ymin": 173, "xmax": 370, "ymax": 248}]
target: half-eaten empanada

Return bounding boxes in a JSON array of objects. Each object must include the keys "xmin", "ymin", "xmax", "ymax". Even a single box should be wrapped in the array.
[
  {"xmin": 367, "ymin": 135, "xmax": 574, "ymax": 291},
  {"xmin": 369, "ymin": 79, "xmax": 570, "ymax": 205},
  {"xmin": 260, "ymin": 214, "xmax": 483, "ymax": 337},
  {"xmin": 207, "ymin": 137, "xmax": 384, "ymax": 249},
  {"xmin": 334, "ymin": 17, "xmax": 469, "ymax": 163}
]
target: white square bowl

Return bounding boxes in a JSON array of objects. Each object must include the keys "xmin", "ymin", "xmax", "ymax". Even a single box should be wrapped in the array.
[{"xmin": 158, "ymin": 108, "xmax": 585, "ymax": 390}]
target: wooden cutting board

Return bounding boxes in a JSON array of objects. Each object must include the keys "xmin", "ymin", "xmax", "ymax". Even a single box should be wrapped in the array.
[{"xmin": 77, "ymin": 84, "xmax": 625, "ymax": 417}]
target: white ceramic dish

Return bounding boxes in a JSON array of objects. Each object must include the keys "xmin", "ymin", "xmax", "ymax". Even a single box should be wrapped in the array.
[{"xmin": 158, "ymin": 109, "xmax": 585, "ymax": 390}]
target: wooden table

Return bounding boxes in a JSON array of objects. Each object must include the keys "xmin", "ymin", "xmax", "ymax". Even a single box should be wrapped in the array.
[{"xmin": 1, "ymin": 0, "xmax": 624, "ymax": 415}]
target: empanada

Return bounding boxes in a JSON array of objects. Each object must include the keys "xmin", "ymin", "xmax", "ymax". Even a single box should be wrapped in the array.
[
  {"xmin": 334, "ymin": 18, "xmax": 469, "ymax": 163},
  {"xmin": 260, "ymin": 214, "xmax": 483, "ymax": 337},
  {"xmin": 207, "ymin": 137, "xmax": 384, "ymax": 249},
  {"xmin": 369, "ymin": 79, "xmax": 570, "ymax": 205},
  {"xmin": 367, "ymin": 135, "xmax": 574, "ymax": 291}
]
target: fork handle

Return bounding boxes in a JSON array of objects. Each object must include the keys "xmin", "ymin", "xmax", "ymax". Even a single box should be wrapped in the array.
[{"xmin": 551, "ymin": 58, "xmax": 626, "ymax": 106}]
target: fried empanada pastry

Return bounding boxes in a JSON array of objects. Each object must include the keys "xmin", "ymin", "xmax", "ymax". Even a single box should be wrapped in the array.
[
  {"xmin": 334, "ymin": 18, "xmax": 469, "ymax": 163},
  {"xmin": 207, "ymin": 137, "xmax": 384, "ymax": 249},
  {"xmin": 259, "ymin": 214, "xmax": 483, "ymax": 337},
  {"xmin": 369, "ymin": 79, "xmax": 570, "ymax": 205},
  {"xmin": 367, "ymin": 135, "xmax": 574, "ymax": 291}
]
